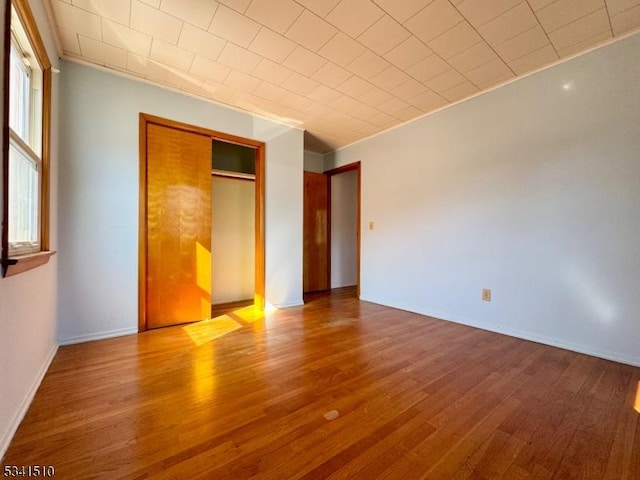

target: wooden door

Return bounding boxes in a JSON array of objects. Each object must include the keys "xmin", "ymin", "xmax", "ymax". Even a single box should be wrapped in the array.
[
  {"xmin": 145, "ymin": 123, "xmax": 212, "ymax": 328},
  {"xmin": 303, "ymin": 172, "xmax": 329, "ymax": 292}
]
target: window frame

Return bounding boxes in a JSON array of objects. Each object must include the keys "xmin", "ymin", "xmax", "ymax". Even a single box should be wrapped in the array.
[{"xmin": 2, "ymin": 0, "xmax": 53, "ymax": 277}]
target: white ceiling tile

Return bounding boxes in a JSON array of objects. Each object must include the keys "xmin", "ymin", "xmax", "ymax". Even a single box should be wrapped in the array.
[
  {"xmin": 218, "ymin": 43, "xmax": 262, "ymax": 73},
  {"xmin": 557, "ymin": 29, "xmax": 611, "ymax": 56},
  {"xmin": 527, "ymin": 0, "xmax": 555, "ymax": 10},
  {"xmin": 160, "ymin": 0, "xmax": 219, "ymax": 30},
  {"xmin": 333, "ymin": 95, "xmax": 366, "ymax": 114},
  {"xmin": 493, "ymin": 25, "xmax": 551, "ymax": 61},
  {"xmin": 282, "ymin": 72, "xmax": 321, "ymax": 95},
  {"xmin": 51, "ymin": 1, "xmax": 102, "ymax": 41},
  {"xmin": 190, "ymin": 55, "xmax": 232, "ymax": 82},
  {"xmin": 377, "ymin": 97, "xmax": 412, "ymax": 116},
  {"xmin": 202, "ymin": 80, "xmax": 236, "ymax": 102},
  {"xmin": 78, "ymin": 35, "xmax": 106, "ymax": 63},
  {"xmin": 178, "ymin": 24, "xmax": 226, "ymax": 61},
  {"xmin": 478, "ymin": 2, "xmax": 539, "ymax": 45},
  {"xmin": 508, "ymin": 44, "xmax": 558, "ymax": 73},
  {"xmin": 359, "ymin": 86, "xmax": 395, "ymax": 106},
  {"xmin": 103, "ymin": 19, "xmax": 153, "ymax": 56},
  {"xmin": 448, "ymin": 41, "xmax": 499, "ymax": 72},
  {"xmin": 368, "ymin": 111, "xmax": 398, "ymax": 128},
  {"xmin": 224, "ymin": 69, "xmax": 261, "ymax": 91},
  {"xmin": 150, "ymin": 39, "xmax": 195, "ymax": 71},
  {"xmin": 283, "ymin": 46, "xmax": 327, "ymax": 75},
  {"xmin": 165, "ymin": 70, "xmax": 205, "ymax": 92},
  {"xmin": 336, "ymin": 75, "xmax": 375, "ymax": 97},
  {"xmin": 245, "ymin": 0, "xmax": 304, "ymax": 34},
  {"xmin": 252, "ymin": 58, "xmax": 294, "ymax": 84},
  {"xmin": 308, "ymin": 84, "xmax": 343, "ymax": 103},
  {"xmin": 394, "ymin": 105, "xmax": 423, "ymax": 121},
  {"xmin": 209, "ymin": 5, "xmax": 260, "ymax": 47},
  {"xmin": 383, "ymin": 36, "xmax": 433, "ymax": 70},
  {"xmin": 370, "ymin": 65, "xmax": 411, "ymax": 90},
  {"xmin": 253, "ymin": 81, "xmax": 289, "ymax": 102},
  {"xmin": 372, "ymin": 0, "xmax": 433, "ymax": 23},
  {"xmin": 326, "ymin": 0, "xmax": 385, "ymax": 38},
  {"xmin": 131, "ymin": 1, "xmax": 183, "ymax": 44},
  {"xmin": 606, "ymin": 0, "xmax": 640, "ymax": 15},
  {"xmin": 428, "ymin": 21, "xmax": 482, "ymax": 58},
  {"xmin": 294, "ymin": 0, "xmax": 342, "ymax": 17},
  {"xmin": 347, "ymin": 50, "xmax": 390, "ymax": 77},
  {"xmin": 218, "ymin": 0, "xmax": 251, "ymax": 13},
  {"xmin": 425, "ymin": 68, "xmax": 467, "ymax": 93},
  {"xmin": 304, "ymin": 101, "xmax": 334, "ymax": 118},
  {"xmin": 465, "ymin": 57, "xmax": 514, "ymax": 88},
  {"xmin": 406, "ymin": 54, "xmax": 450, "ymax": 82},
  {"xmin": 127, "ymin": 52, "xmax": 169, "ymax": 81},
  {"xmin": 280, "ymin": 92, "xmax": 313, "ymax": 110},
  {"xmin": 249, "ymin": 28, "xmax": 296, "ymax": 63},
  {"xmin": 318, "ymin": 32, "xmax": 367, "ymax": 66},
  {"xmin": 410, "ymin": 88, "xmax": 448, "ymax": 110},
  {"xmin": 456, "ymin": 0, "xmax": 521, "ymax": 27},
  {"xmin": 72, "ymin": 0, "xmax": 131, "ymax": 25},
  {"xmin": 391, "ymin": 78, "xmax": 428, "ymax": 101},
  {"xmin": 405, "ymin": 0, "xmax": 464, "ymax": 44},
  {"xmin": 548, "ymin": 8, "xmax": 610, "ymax": 50},
  {"xmin": 610, "ymin": 4, "xmax": 640, "ymax": 33},
  {"xmin": 285, "ymin": 10, "xmax": 338, "ymax": 52},
  {"xmin": 441, "ymin": 80, "xmax": 479, "ymax": 102},
  {"xmin": 537, "ymin": 0, "xmax": 605, "ymax": 33},
  {"xmin": 57, "ymin": 28, "xmax": 81, "ymax": 55},
  {"xmin": 313, "ymin": 61, "xmax": 353, "ymax": 87},
  {"xmin": 358, "ymin": 15, "xmax": 411, "ymax": 55}
]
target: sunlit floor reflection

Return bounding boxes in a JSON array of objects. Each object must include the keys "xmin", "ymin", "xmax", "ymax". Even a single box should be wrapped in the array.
[
  {"xmin": 183, "ymin": 304, "xmax": 278, "ymax": 346},
  {"xmin": 635, "ymin": 381, "xmax": 640, "ymax": 414},
  {"xmin": 183, "ymin": 315, "xmax": 242, "ymax": 346}
]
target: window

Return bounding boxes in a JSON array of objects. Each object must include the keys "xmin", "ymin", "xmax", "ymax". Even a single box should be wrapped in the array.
[{"xmin": 2, "ymin": 0, "xmax": 52, "ymax": 275}]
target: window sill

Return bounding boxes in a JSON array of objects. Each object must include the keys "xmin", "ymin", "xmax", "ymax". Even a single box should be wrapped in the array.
[{"xmin": 2, "ymin": 250, "xmax": 56, "ymax": 277}]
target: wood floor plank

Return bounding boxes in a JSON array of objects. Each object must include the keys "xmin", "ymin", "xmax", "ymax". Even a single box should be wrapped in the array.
[{"xmin": 2, "ymin": 287, "xmax": 639, "ymax": 479}]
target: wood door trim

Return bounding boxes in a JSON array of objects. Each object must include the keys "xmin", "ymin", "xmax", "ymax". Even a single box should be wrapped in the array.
[
  {"xmin": 325, "ymin": 162, "xmax": 361, "ymax": 296},
  {"xmin": 138, "ymin": 113, "xmax": 266, "ymax": 331}
]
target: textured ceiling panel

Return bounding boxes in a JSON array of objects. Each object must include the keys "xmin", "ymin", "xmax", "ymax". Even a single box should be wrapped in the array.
[{"xmin": 48, "ymin": 0, "xmax": 640, "ymax": 153}]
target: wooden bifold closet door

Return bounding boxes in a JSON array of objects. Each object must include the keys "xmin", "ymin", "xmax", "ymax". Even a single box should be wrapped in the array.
[{"xmin": 145, "ymin": 123, "xmax": 212, "ymax": 329}]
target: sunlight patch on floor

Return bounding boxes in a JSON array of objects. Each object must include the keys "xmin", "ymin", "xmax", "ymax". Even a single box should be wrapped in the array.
[
  {"xmin": 183, "ymin": 315, "xmax": 242, "ymax": 346},
  {"xmin": 635, "ymin": 381, "xmax": 640, "ymax": 414}
]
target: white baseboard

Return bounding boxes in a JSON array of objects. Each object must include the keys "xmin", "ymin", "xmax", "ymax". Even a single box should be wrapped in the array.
[
  {"xmin": 58, "ymin": 327, "xmax": 138, "ymax": 346},
  {"xmin": 272, "ymin": 299, "xmax": 304, "ymax": 309},
  {"xmin": 0, "ymin": 343, "xmax": 58, "ymax": 461},
  {"xmin": 359, "ymin": 295, "xmax": 640, "ymax": 368}
]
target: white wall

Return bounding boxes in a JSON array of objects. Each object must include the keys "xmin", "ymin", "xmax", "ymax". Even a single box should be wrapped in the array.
[
  {"xmin": 331, "ymin": 171, "xmax": 357, "ymax": 288},
  {"xmin": 0, "ymin": 0, "xmax": 59, "ymax": 459},
  {"xmin": 327, "ymin": 34, "xmax": 640, "ymax": 367},
  {"xmin": 212, "ymin": 176, "xmax": 255, "ymax": 304},
  {"xmin": 58, "ymin": 61, "xmax": 304, "ymax": 344},
  {"xmin": 303, "ymin": 149, "xmax": 324, "ymax": 172}
]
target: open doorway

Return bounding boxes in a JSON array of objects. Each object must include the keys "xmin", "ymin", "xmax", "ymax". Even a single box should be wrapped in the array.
[
  {"xmin": 210, "ymin": 140, "xmax": 256, "ymax": 317},
  {"xmin": 303, "ymin": 161, "xmax": 360, "ymax": 297}
]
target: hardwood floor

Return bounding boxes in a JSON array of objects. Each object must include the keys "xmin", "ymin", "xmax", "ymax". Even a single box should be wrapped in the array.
[{"xmin": 3, "ymin": 287, "xmax": 639, "ymax": 479}]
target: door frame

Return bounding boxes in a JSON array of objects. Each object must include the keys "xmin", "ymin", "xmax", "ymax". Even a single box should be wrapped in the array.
[
  {"xmin": 325, "ymin": 161, "xmax": 361, "ymax": 296},
  {"xmin": 138, "ymin": 113, "xmax": 265, "ymax": 331}
]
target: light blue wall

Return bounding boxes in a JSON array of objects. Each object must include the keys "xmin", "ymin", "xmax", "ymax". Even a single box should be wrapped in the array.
[
  {"xmin": 58, "ymin": 61, "xmax": 304, "ymax": 343},
  {"xmin": 328, "ymin": 34, "xmax": 640, "ymax": 366}
]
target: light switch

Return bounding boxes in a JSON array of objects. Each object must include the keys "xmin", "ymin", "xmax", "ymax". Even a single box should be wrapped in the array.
[{"xmin": 368, "ymin": 221, "xmax": 374, "ymax": 230}]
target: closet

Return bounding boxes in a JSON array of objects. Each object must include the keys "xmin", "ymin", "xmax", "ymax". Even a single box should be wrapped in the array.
[{"xmin": 138, "ymin": 114, "xmax": 265, "ymax": 330}]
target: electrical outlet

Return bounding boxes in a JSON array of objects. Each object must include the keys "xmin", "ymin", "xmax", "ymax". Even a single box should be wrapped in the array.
[{"xmin": 482, "ymin": 289, "xmax": 491, "ymax": 302}]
